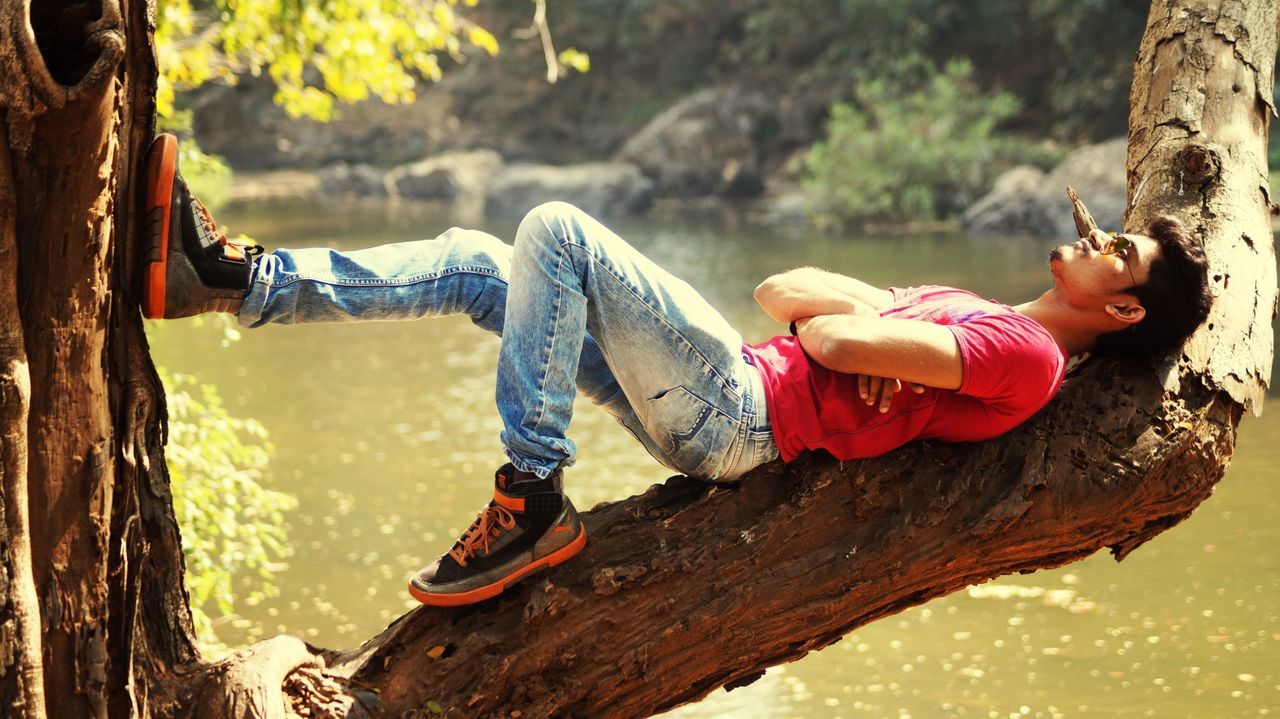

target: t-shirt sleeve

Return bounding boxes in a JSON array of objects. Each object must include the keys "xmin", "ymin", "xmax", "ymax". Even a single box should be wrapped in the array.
[
  {"xmin": 887, "ymin": 285, "xmax": 924, "ymax": 304},
  {"xmin": 946, "ymin": 313, "xmax": 1064, "ymax": 414}
]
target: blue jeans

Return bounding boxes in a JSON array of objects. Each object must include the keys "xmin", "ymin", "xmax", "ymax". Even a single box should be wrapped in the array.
[{"xmin": 239, "ymin": 202, "xmax": 778, "ymax": 481}]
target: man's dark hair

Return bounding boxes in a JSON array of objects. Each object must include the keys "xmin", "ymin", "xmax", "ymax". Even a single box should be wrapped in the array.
[{"xmin": 1092, "ymin": 215, "xmax": 1212, "ymax": 357}]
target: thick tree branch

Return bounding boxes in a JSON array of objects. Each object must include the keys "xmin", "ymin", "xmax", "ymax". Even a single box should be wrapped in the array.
[{"xmin": 315, "ymin": 363, "xmax": 1237, "ymax": 718}]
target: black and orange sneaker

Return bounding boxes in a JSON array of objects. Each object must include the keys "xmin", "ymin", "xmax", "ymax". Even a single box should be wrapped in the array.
[
  {"xmin": 141, "ymin": 134, "xmax": 262, "ymax": 319},
  {"xmin": 408, "ymin": 463, "xmax": 586, "ymax": 606}
]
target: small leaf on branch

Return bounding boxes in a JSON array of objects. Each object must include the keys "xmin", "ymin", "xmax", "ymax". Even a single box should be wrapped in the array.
[{"xmin": 558, "ymin": 47, "xmax": 590, "ymax": 74}]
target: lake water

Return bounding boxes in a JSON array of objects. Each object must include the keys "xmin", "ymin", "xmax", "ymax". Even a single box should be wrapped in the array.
[{"xmin": 147, "ymin": 199, "xmax": 1279, "ymax": 718}]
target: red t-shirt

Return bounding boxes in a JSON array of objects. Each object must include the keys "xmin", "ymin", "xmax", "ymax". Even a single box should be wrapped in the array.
[{"xmin": 743, "ymin": 285, "xmax": 1067, "ymax": 462}]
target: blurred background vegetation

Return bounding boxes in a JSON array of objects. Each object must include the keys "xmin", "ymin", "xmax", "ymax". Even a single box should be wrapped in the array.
[
  {"xmin": 156, "ymin": 0, "xmax": 1157, "ymax": 228},
  {"xmin": 802, "ymin": 57, "xmax": 1057, "ymax": 227},
  {"xmin": 159, "ymin": 366, "xmax": 295, "ymax": 651}
]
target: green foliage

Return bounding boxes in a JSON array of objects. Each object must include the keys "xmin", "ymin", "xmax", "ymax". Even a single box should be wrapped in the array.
[
  {"xmin": 174, "ymin": 140, "xmax": 233, "ymax": 212},
  {"xmin": 156, "ymin": 0, "xmax": 500, "ymax": 120},
  {"xmin": 803, "ymin": 58, "xmax": 1056, "ymax": 227},
  {"xmin": 159, "ymin": 368, "xmax": 297, "ymax": 650},
  {"xmin": 557, "ymin": 47, "xmax": 590, "ymax": 75},
  {"xmin": 156, "ymin": 0, "xmax": 237, "ymax": 118},
  {"xmin": 738, "ymin": 0, "xmax": 1146, "ymax": 141},
  {"xmin": 469, "ymin": 1, "xmax": 1141, "ymax": 144}
]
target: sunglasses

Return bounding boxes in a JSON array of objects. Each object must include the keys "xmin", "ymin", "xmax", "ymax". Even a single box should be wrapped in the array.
[{"xmin": 1100, "ymin": 232, "xmax": 1138, "ymax": 289}]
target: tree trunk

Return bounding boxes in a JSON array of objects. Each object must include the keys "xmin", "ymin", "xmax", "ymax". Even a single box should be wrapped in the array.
[
  {"xmin": 0, "ymin": 0, "xmax": 1274, "ymax": 717},
  {"xmin": 0, "ymin": 1, "xmax": 198, "ymax": 717}
]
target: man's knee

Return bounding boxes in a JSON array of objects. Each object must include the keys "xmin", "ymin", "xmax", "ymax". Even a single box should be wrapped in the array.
[{"xmin": 515, "ymin": 201, "xmax": 585, "ymax": 248}]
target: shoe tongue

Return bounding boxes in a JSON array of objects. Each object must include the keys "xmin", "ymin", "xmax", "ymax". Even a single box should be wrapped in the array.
[
  {"xmin": 494, "ymin": 464, "xmax": 513, "ymax": 490},
  {"xmin": 495, "ymin": 465, "xmax": 562, "ymax": 496},
  {"xmin": 507, "ymin": 475, "xmax": 557, "ymax": 496}
]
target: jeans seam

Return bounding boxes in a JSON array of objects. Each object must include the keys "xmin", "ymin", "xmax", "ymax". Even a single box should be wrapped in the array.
[
  {"xmin": 526, "ymin": 244, "xmax": 569, "ymax": 443},
  {"xmin": 267, "ymin": 265, "xmax": 505, "ymax": 289}
]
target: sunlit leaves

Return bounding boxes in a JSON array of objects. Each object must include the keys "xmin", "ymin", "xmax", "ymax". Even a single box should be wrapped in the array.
[
  {"xmin": 155, "ymin": 0, "xmax": 501, "ymax": 121},
  {"xmin": 161, "ymin": 368, "xmax": 297, "ymax": 651},
  {"xmin": 557, "ymin": 47, "xmax": 589, "ymax": 74},
  {"xmin": 156, "ymin": 0, "xmax": 237, "ymax": 117}
]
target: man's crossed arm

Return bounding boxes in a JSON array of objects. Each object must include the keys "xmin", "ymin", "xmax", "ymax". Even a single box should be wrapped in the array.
[
  {"xmin": 752, "ymin": 266, "xmax": 894, "ymax": 322},
  {"xmin": 754, "ymin": 268, "xmax": 963, "ymax": 395}
]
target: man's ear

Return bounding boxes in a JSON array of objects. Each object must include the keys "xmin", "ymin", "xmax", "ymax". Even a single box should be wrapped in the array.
[{"xmin": 1105, "ymin": 301, "xmax": 1146, "ymax": 326}]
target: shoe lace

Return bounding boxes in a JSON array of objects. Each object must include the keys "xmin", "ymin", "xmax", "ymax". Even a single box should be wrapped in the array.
[
  {"xmin": 448, "ymin": 505, "xmax": 517, "ymax": 567},
  {"xmin": 193, "ymin": 195, "xmax": 263, "ymax": 260}
]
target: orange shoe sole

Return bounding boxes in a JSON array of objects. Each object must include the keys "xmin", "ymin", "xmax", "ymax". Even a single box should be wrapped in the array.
[
  {"xmin": 141, "ymin": 134, "xmax": 177, "ymax": 319},
  {"xmin": 407, "ymin": 527, "xmax": 587, "ymax": 607}
]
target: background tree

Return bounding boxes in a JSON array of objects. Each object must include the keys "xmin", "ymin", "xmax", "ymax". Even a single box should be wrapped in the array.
[{"xmin": 0, "ymin": 1, "xmax": 1273, "ymax": 718}]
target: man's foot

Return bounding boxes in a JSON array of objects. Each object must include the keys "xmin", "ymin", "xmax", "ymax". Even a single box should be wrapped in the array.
[
  {"xmin": 141, "ymin": 133, "xmax": 262, "ymax": 319},
  {"xmin": 408, "ymin": 464, "xmax": 586, "ymax": 606}
]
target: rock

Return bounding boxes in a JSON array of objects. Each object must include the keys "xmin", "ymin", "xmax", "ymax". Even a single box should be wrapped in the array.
[
  {"xmin": 963, "ymin": 138, "xmax": 1128, "ymax": 237},
  {"xmin": 386, "ymin": 150, "xmax": 504, "ymax": 207},
  {"xmin": 616, "ymin": 86, "xmax": 777, "ymax": 199},
  {"xmin": 484, "ymin": 163, "xmax": 654, "ymax": 218},
  {"xmin": 317, "ymin": 162, "xmax": 388, "ymax": 198},
  {"xmin": 1040, "ymin": 138, "xmax": 1128, "ymax": 237},
  {"xmin": 960, "ymin": 166, "xmax": 1048, "ymax": 235}
]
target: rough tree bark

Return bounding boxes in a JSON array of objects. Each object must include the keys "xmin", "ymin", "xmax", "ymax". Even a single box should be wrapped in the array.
[
  {"xmin": 1, "ymin": 1, "xmax": 201, "ymax": 718},
  {"xmin": 0, "ymin": 0, "xmax": 1274, "ymax": 717}
]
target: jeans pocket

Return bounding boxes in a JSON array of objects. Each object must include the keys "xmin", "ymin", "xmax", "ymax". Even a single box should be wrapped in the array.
[{"xmin": 643, "ymin": 386, "xmax": 737, "ymax": 479}]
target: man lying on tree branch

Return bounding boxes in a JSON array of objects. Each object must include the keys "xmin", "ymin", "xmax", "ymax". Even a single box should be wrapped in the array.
[{"xmin": 140, "ymin": 134, "xmax": 1212, "ymax": 608}]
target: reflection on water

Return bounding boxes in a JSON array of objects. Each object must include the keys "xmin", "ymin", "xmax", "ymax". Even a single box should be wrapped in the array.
[{"xmin": 148, "ymin": 200, "xmax": 1279, "ymax": 718}]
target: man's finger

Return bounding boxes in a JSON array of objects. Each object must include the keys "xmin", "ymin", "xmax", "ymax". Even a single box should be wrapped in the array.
[
  {"xmin": 910, "ymin": 383, "xmax": 926, "ymax": 393},
  {"xmin": 858, "ymin": 374, "xmax": 868, "ymax": 399},
  {"xmin": 879, "ymin": 379, "xmax": 900, "ymax": 413},
  {"xmin": 867, "ymin": 376, "xmax": 883, "ymax": 405}
]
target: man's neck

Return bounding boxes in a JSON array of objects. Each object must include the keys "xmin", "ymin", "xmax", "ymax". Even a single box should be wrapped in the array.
[{"xmin": 1012, "ymin": 291, "xmax": 1096, "ymax": 357}]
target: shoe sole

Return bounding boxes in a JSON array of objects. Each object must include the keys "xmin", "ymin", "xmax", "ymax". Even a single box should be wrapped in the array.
[
  {"xmin": 407, "ymin": 526, "xmax": 587, "ymax": 607},
  {"xmin": 141, "ymin": 134, "xmax": 177, "ymax": 319}
]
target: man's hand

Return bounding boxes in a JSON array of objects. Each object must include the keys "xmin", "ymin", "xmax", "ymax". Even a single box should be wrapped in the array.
[
  {"xmin": 857, "ymin": 374, "xmax": 927, "ymax": 413},
  {"xmin": 795, "ymin": 314, "xmax": 928, "ymax": 410}
]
